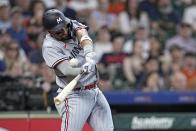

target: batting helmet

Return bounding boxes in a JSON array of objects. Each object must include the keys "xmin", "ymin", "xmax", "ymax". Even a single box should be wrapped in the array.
[{"xmin": 42, "ymin": 9, "xmax": 70, "ymax": 32}]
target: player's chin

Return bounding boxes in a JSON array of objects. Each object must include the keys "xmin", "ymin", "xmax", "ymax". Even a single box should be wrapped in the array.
[
  {"xmin": 54, "ymin": 36, "xmax": 64, "ymax": 41},
  {"xmin": 58, "ymin": 35, "xmax": 68, "ymax": 41}
]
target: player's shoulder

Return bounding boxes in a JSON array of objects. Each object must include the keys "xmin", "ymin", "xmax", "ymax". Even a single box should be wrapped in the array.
[{"xmin": 43, "ymin": 34, "xmax": 59, "ymax": 48}]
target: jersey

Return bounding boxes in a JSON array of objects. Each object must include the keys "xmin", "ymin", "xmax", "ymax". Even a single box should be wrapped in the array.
[{"xmin": 42, "ymin": 20, "xmax": 98, "ymax": 89}]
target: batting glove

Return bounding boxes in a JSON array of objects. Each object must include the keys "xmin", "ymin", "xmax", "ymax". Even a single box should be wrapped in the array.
[
  {"xmin": 82, "ymin": 62, "xmax": 95, "ymax": 73},
  {"xmin": 85, "ymin": 52, "xmax": 97, "ymax": 65}
]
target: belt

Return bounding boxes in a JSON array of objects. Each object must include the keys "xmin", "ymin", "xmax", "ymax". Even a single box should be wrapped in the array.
[
  {"xmin": 73, "ymin": 83, "xmax": 96, "ymax": 91},
  {"xmin": 58, "ymin": 82, "xmax": 96, "ymax": 91}
]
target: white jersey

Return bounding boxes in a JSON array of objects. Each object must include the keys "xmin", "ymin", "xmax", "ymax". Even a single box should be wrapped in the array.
[{"xmin": 42, "ymin": 20, "xmax": 98, "ymax": 88}]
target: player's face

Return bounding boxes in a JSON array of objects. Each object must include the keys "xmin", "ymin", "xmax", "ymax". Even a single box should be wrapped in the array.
[{"xmin": 49, "ymin": 27, "xmax": 68, "ymax": 41}]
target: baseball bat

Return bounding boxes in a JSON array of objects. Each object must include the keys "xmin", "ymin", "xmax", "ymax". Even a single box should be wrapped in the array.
[{"xmin": 54, "ymin": 73, "xmax": 82, "ymax": 105}]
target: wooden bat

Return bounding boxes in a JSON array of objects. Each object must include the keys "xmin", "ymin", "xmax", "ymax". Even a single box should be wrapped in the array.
[{"xmin": 54, "ymin": 73, "xmax": 82, "ymax": 105}]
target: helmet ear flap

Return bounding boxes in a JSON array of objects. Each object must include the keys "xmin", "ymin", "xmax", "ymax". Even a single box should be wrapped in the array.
[
  {"xmin": 66, "ymin": 21, "xmax": 73, "ymax": 39},
  {"xmin": 64, "ymin": 17, "xmax": 71, "ymax": 26}
]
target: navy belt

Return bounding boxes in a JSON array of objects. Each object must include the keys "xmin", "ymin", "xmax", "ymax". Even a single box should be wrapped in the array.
[
  {"xmin": 74, "ymin": 83, "xmax": 96, "ymax": 91},
  {"xmin": 59, "ymin": 82, "xmax": 96, "ymax": 91}
]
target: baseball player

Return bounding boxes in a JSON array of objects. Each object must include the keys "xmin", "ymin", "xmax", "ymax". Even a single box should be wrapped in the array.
[{"xmin": 42, "ymin": 9, "xmax": 114, "ymax": 131}]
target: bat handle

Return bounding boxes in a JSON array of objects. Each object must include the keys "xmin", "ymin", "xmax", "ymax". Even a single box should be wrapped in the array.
[
  {"xmin": 75, "ymin": 73, "xmax": 82, "ymax": 81},
  {"xmin": 54, "ymin": 98, "xmax": 61, "ymax": 105}
]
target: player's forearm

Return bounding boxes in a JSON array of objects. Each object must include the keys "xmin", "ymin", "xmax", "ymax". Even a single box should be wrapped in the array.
[
  {"xmin": 76, "ymin": 29, "xmax": 93, "ymax": 54},
  {"xmin": 76, "ymin": 29, "xmax": 98, "ymax": 64},
  {"xmin": 81, "ymin": 40, "xmax": 93, "ymax": 55},
  {"xmin": 57, "ymin": 60, "xmax": 81, "ymax": 76}
]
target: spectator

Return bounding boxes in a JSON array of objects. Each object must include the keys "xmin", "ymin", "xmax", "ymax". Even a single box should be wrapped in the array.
[
  {"xmin": 150, "ymin": 0, "xmax": 181, "ymax": 40},
  {"xmin": 156, "ymin": 0, "xmax": 181, "ymax": 24},
  {"xmin": 68, "ymin": 0, "xmax": 98, "ymax": 12},
  {"xmin": 108, "ymin": 0, "xmax": 125, "ymax": 15},
  {"xmin": 159, "ymin": 54, "xmax": 172, "ymax": 89},
  {"xmin": 0, "ymin": 31, "xmax": 11, "ymax": 74},
  {"xmin": 3, "ymin": 40, "xmax": 29, "ymax": 78},
  {"xmin": 183, "ymin": 1, "xmax": 196, "ymax": 31},
  {"xmin": 6, "ymin": 7, "xmax": 28, "ymax": 54},
  {"xmin": 181, "ymin": 53, "xmax": 196, "ymax": 90},
  {"xmin": 15, "ymin": 0, "xmax": 31, "ymax": 18},
  {"xmin": 28, "ymin": 32, "xmax": 45, "ymax": 64},
  {"xmin": 40, "ymin": 63, "xmax": 56, "ymax": 110},
  {"xmin": 68, "ymin": 0, "xmax": 98, "ymax": 22},
  {"xmin": 0, "ymin": 0, "xmax": 11, "ymax": 31},
  {"xmin": 148, "ymin": 36, "xmax": 162, "ymax": 57},
  {"xmin": 28, "ymin": 0, "xmax": 46, "ymax": 29},
  {"xmin": 53, "ymin": 0, "xmax": 67, "ymax": 11},
  {"xmin": 169, "ymin": 45, "xmax": 185, "ymax": 67},
  {"xmin": 94, "ymin": 26, "xmax": 112, "ymax": 61},
  {"xmin": 172, "ymin": 0, "xmax": 191, "ymax": 18},
  {"xmin": 40, "ymin": 63, "xmax": 56, "ymax": 92},
  {"xmin": 123, "ymin": 26, "xmax": 150, "ymax": 59},
  {"xmin": 143, "ymin": 72, "xmax": 160, "ymax": 92},
  {"xmin": 164, "ymin": 46, "xmax": 184, "ymax": 75},
  {"xmin": 139, "ymin": 0, "xmax": 159, "ymax": 21},
  {"xmin": 24, "ymin": 33, "xmax": 45, "ymax": 88},
  {"xmin": 58, "ymin": 0, "xmax": 77, "ymax": 20},
  {"xmin": 166, "ymin": 22, "xmax": 196, "ymax": 54},
  {"xmin": 41, "ymin": 0, "xmax": 55, "ymax": 8},
  {"xmin": 118, "ymin": 0, "xmax": 149, "ymax": 35},
  {"xmin": 89, "ymin": 0, "xmax": 118, "ymax": 33},
  {"xmin": 137, "ymin": 56, "xmax": 159, "ymax": 89},
  {"xmin": 25, "ymin": 20, "xmax": 42, "ymax": 56},
  {"xmin": 0, "ymin": 31, "xmax": 11, "ymax": 59},
  {"xmin": 98, "ymin": 33, "xmax": 128, "ymax": 90},
  {"xmin": 43, "ymin": 0, "xmax": 77, "ymax": 21},
  {"xmin": 123, "ymin": 40, "xmax": 144, "ymax": 88},
  {"xmin": 170, "ymin": 71, "xmax": 187, "ymax": 91}
]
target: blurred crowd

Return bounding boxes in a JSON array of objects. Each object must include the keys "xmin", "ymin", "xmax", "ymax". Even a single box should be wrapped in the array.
[{"xmin": 0, "ymin": 0, "xmax": 195, "ymax": 93}]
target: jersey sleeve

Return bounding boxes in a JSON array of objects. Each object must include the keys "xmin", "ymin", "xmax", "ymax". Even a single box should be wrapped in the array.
[
  {"xmin": 71, "ymin": 20, "xmax": 88, "ymax": 32},
  {"xmin": 42, "ymin": 46, "xmax": 69, "ymax": 68}
]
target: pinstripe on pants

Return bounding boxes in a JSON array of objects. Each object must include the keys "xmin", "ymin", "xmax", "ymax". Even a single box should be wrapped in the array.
[{"xmin": 55, "ymin": 87, "xmax": 114, "ymax": 131}]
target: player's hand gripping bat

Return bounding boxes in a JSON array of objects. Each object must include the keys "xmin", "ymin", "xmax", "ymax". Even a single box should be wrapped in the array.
[{"xmin": 54, "ymin": 73, "xmax": 82, "ymax": 105}]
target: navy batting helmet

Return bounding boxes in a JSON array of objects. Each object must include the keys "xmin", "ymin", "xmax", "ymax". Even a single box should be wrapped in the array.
[{"xmin": 42, "ymin": 9, "xmax": 70, "ymax": 32}]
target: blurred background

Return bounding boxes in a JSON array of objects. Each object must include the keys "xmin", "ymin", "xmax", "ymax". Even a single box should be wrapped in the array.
[{"xmin": 0, "ymin": 0, "xmax": 195, "ymax": 130}]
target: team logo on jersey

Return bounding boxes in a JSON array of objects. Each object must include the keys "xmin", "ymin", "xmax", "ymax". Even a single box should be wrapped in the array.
[
  {"xmin": 56, "ymin": 17, "xmax": 62, "ymax": 23},
  {"xmin": 69, "ymin": 46, "xmax": 82, "ymax": 58}
]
